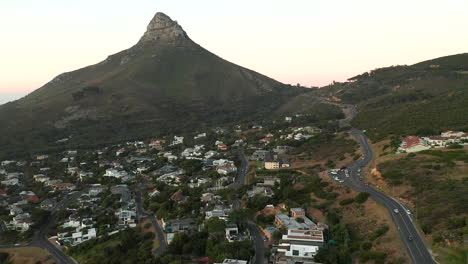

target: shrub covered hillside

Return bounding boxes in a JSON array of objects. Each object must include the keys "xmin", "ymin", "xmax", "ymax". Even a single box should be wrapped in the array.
[
  {"xmin": 376, "ymin": 149, "xmax": 468, "ymax": 261},
  {"xmin": 315, "ymin": 53, "xmax": 468, "ymax": 141}
]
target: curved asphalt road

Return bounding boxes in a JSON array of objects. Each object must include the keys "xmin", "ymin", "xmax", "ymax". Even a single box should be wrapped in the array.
[
  {"xmin": 336, "ymin": 104, "xmax": 436, "ymax": 264},
  {"xmin": 233, "ymin": 148, "xmax": 266, "ymax": 264},
  {"xmin": 134, "ymin": 184, "xmax": 167, "ymax": 255}
]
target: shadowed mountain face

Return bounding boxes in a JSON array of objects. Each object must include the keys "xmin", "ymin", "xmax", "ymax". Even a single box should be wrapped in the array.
[{"xmin": 0, "ymin": 12, "xmax": 304, "ymax": 156}]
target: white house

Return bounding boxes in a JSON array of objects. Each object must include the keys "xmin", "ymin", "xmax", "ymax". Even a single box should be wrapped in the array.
[
  {"xmin": 441, "ymin": 131, "xmax": 464, "ymax": 138},
  {"xmin": 225, "ymin": 223, "xmax": 239, "ymax": 242},
  {"xmin": 194, "ymin": 133, "xmax": 207, "ymax": 139},
  {"xmin": 424, "ymin": 136, "xmax": 448, "ymax": 147},
  {"xmin": 71, "ymin": 228, "xmax": 97, "ymax": 245},
  {"xmin": 217, "ymin": 165, "xmax": 237, "ymax": 175},
  {"xmin": 1, "ymin": 178, "xmax": 19, "ymax": 186},
  {"xmin": 104, "ymin": 169, "xmax": 128, "ymax": 178}
]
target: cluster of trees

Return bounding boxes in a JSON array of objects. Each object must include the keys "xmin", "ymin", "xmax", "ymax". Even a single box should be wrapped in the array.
[
  {"xmin": 144, "ymin": 183, "xmax": 203, "ymax": 220},
  {"xmin": 67, "ymin": 228, "xmax": 155, "ymax": 264},
  {"xmin": 156, "ymin": 231, "xmax": 253, "ymax": 263}
]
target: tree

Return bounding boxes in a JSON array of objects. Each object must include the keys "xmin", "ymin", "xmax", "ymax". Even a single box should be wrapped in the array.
[
  {"xmin": 354, "ymin": 192, "xmax": 370, "ymax": 203},
  {"xmin": 206, "ymin": 217, "xmax": 226, "ymax": 233},
  {"xmin": 272, "ymin": 227, "xmax": 287, "ymax": 243}
]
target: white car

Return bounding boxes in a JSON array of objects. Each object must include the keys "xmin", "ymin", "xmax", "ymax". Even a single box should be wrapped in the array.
[
  {"xmin": 406, "ymin": 209, "xmax": 411, "ymax": 215},
  {"xmin": 393, "ymin": 209, "xmax": 399, "ymax": 213}
]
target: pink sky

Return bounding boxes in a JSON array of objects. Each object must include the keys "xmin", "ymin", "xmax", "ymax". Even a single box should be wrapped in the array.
[{"xmin": 1, "ymin": 0, "xmax": 468, "ymax": 103}]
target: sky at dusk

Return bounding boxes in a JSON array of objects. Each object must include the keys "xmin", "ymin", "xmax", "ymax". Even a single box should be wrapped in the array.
[{"xmin": 1, "ymin": 0, "xmax": 468, "ymax": 104}]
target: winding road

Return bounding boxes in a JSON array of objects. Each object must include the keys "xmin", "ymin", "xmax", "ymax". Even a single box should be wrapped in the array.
[
  {"xmin": 337, "ymin": 104, "xmax": 436, "ymax": 264},
  {"xmin": 233, "ymin": 148, "xmax": 266, "ymax": 264},
  {"xmin": 134, "ymin": 183, "xmax": 167, "ymax": 255}
]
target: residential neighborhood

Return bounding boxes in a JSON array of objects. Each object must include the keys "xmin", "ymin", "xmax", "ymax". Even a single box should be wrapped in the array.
[
  {"xmin": 1, "ymin": 109, "xmax": 461, "ymax": 264},
  {"xmin": 0, "ymin": 115, "xmax": 339, "ymax": 264}
]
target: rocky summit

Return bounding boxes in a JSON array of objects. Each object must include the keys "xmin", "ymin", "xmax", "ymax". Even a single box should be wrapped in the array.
[
  {"xmin": 139, "ymin": 12, "xmax": 188, "ymax": 43},
  {"xmin": 0, "ymin": 12, "xmax": 304, "ymax": 157}
]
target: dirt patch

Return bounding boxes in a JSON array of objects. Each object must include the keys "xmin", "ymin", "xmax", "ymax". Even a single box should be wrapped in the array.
[
  {"xmin": 0, "ymin": 247, "xmax": 56, "ymax": 264},
  {"xmin": 306, "ymin": 207, "xmax": 325, "ymax": 223}
]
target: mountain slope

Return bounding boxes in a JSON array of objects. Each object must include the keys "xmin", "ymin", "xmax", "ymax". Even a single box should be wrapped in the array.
[
  {"xmin": 0, "ymin": 13, "xmax": 304, "ymax": 156},
  {"xmin": 315, "ymin": 53, "xmax": 468, "ymax": 141}
]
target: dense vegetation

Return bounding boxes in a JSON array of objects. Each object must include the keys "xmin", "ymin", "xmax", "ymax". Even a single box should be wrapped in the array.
[
  {"xmin": 315, "ymin": 53, "xmax": 468, "ymax": 141},
  {"xmin": 67, "ymin": 228, "xmax": 155, "ymax": 264}
]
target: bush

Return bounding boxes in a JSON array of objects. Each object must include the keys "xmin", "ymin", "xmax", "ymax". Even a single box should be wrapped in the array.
[
  {"xmin": 326, "ymin": 160, "xmax": 336, "ymax": 168},
  {"xmin": 143, "ymin": 223, "xmax": 151, "ymax": 229},
  {"xmin": 361, "ymin": 241, "xmax": 372, "ymax": 250},
  {"xmin": 370, "ymin": 225, "xmax": 389, "ymax": 240},
  {"xmin": 339, "ymin": 198, "xmax": 355, "ymax": 206},
  {"xmin": 354, "ymin": 192, "xmax": 370, "ymax": 203},
  {"xmin": 143, "ymin": 232, "xmax": 155, "ymax": 240},
  {"xmin": 360, "ymin": 250, "xmax": 387, "ymax": 264},
  {"xmin": 0, "ymin": 252, "xmax": 10, "ymax": 262}
]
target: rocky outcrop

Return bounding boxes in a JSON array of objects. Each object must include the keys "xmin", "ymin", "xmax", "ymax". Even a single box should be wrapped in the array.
[{"xmin": 138, "ymin": 12, "xmax": 188, "ymax": 44}]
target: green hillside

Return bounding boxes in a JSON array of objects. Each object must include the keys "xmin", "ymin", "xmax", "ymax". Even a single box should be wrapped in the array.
[
  {"xmin": 0, "ymin": 13, "xmax": 305, "ymax": 157},
  {"xmin": 315, "ymin": 53, "xmax": 468, "ymax": 141}
]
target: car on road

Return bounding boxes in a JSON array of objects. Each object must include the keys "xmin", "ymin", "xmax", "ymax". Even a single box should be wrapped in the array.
[
  {"xmin": 407, "ymin": 236, "xmax": 413, "ymax": 241},
  {"xmin": 393, "ymin": 209, "xmax": 399, "ymax": 213},
  {"xmin": 406, "ymin": 209, "xmax": 411, "ymax": 215}
]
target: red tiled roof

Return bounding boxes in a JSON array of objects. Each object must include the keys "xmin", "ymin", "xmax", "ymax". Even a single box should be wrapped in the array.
[
  {"xmin": 171, "ymin": 191, "xmax": 186, "ymax": 201},
  {"xmin": 192, "ymin": 257, "xmax": 215, "ymax": 263},
  {"xmin": 402, "ymin": 136, "xmax": 425, "ymax": 149},
  {"xmin": 27, "ymin": 195, "xmax": 40, "ymax": 202}
]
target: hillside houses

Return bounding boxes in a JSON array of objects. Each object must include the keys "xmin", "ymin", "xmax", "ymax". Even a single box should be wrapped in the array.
[
  {"xmin": 264, "ymin": 153, "xmax": 290, "ymax": 170},
  {"xmin": 398, "ymin": 130, "xmax": 467, "ymax": 153},
  {"xmin": 162, "ymin": 218, "xmax": 197, "ymax": 244},
  {"xmin": 273, "ymin": 208, "xmax": 326, "ymax": 263},
  {"xmin": 398, "ymin": 136, "xmax": 430, "ymax": 153},
  {"xmin": 424, "ymin": 130, "xmax": 468, "ymax": 147}
]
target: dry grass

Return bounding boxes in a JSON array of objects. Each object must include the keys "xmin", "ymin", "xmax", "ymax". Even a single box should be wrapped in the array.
[
  {"xmin": 314, "ymin": 170, "xmax": 411, "ymax": 263},
  {"xmin": 0, "ymin": 247, "xmax": 56, "ymax": 264}
]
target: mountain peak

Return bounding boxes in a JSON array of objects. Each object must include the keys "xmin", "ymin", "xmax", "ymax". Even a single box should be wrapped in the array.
[{"xmin": 139, "ymin": 12, "xmax": 188, "ymax": 44}]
